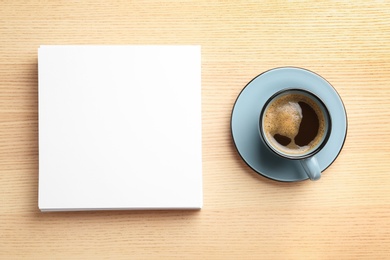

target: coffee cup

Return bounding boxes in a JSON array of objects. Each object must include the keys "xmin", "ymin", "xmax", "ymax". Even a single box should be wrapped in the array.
[{"xmin": 259, "ymin": 89, "xmax": 332, "ymax": 181}]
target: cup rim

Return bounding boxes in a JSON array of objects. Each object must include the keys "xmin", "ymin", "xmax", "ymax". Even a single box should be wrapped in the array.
[{"xmin": 259, "ymin": 88, "xmax": 332, "ymax": 160}]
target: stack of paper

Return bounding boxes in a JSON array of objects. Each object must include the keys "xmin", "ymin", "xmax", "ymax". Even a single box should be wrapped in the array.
[{"xmin": 38, "ymin": 45, "xmax": 202, "ymax": 211}]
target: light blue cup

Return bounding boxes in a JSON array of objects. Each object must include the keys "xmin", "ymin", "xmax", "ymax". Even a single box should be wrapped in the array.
[{"xmin": 259, "ymin": 89, "xmax": 332, "ymax": 181}]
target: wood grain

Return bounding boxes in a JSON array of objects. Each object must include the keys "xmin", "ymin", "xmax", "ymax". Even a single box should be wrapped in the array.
[{"xmin": 1, "ymin": 1, "xmax": 390, "ymax": 259}]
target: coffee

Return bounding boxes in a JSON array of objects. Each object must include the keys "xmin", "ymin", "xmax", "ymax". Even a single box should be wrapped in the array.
[{"xmin": 262, "ymin": 91, "xmax": 327, "ymax": 156}]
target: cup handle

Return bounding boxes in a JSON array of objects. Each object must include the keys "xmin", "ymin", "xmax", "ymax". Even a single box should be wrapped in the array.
[{"xmin": 300, "ymin": 156, "xmax": 321, "ymax": 181}]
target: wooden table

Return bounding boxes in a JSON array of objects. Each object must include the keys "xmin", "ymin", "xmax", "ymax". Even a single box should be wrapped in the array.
[{"xmin": 1, "ymin": 1, "xmax": 389, "ymax": 259}]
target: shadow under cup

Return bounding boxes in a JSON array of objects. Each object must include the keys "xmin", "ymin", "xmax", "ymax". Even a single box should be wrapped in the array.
[{"xmin": 259, "ymin": 89, "xmax": 332, "ymax": 161}]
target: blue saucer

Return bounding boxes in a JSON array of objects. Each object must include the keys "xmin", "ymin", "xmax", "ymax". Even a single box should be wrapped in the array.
[{"xmin": 231, "ymin": 67, "xmax": 347, "ymax": 182}]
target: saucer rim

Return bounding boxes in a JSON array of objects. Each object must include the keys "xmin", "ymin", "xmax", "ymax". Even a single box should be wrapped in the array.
[{"xmin": 230, "ymin": 66, "xmax": 348, "ymax": 182}]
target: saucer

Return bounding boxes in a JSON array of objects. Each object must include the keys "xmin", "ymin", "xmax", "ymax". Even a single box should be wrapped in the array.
[{"xmin": 231, "ymin": 67, "xmax": 347, "ymax": 182}]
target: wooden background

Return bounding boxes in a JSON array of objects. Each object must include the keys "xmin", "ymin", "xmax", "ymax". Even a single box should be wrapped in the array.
[{"xmin": 1, "ymin": 1, "xmax": 389, "ymax": 259}]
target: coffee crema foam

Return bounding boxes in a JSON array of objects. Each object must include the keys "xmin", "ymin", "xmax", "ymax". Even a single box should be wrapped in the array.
[{"xmin": 263, "ymin": 93, "xmax": 326, "ymax": 156}]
